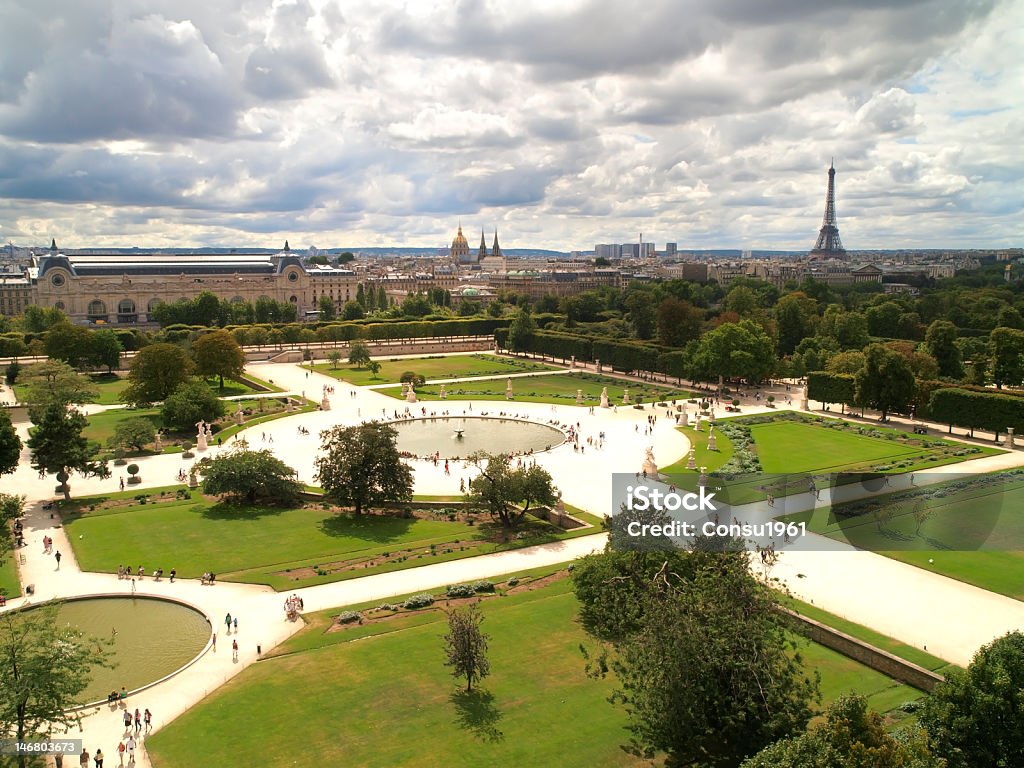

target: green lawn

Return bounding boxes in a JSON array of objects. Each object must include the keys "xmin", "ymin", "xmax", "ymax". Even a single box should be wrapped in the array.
[
  {"xmin": 147, "ymin": 576, "xmax": 924, "ymax": 768},
  {"xmin": 751, "ymin": 421, "xmax": 921, "ymax": 474},
  {"xmin": 783, "ymin": 471, "xmax": 1024, "ymax": 600},
  {"xmin": 60, "ymin": 493, "xmax": 600, "ymax": 591},
  {"xmin": 83, "ymin": 407, "xmax": 163, "ymax": 448},
  {"xmin": 0, "ymin": 553, "xmax": 19, "ymax": 599},
  {"xmin": 383, "ymin": 371, "xmax": 693, "ymax": 406},
  {"xmin": 15, "ymin": 374, "xmax": 257, "ymax": 405},
  {"xmin": 662, "ymin": 424, "xmax": 735, "ymax": 474},
  {"xmin": 315, "ymin": 353, "xmax": 558, "ymax": 386}
]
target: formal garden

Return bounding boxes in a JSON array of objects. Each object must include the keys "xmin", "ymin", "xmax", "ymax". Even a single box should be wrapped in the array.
[
  {"xmin": 781, "ymin": 469, "xmax": 1024, "ymax": 600},
  {"xmin": 59, "ymin": 488, "xmax": 600, "ymax": 591},
  {"xmin": 145, "ymin": 569, "xmax": 934, "ymax": 768}
]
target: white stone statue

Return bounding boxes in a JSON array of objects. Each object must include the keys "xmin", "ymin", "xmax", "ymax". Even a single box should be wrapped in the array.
[
  {"xmin": 153, "ymin": 432, "xmax": 163, "ymax": 452},
  {"xmin": 439, "ymin": 384, "xmax": 447, "ymax": 399},
  {"xmin": 707, "ymin": 424, "xmax": 717, "ymax": 451},
  {"xmin": 694, "ymin": 413, "xmax": 702, "ymax": 431},
  {"xmin": 622, "ymin": 388, "xmax": 630, "ymax": 405},
  {"xmin": 686, "ymin": 447, "xmax": 697, "ymax": 470},
  {"xmin": 680, "ymin": 409, "xmax": 689, "ymax": 427},
  {"xmin": 600, "ymin": 387, "xmax": 609, "ymax": 408},
  {"xmin": 406, "ymin": 385, "xmax": 417, "ymax": 403},
  {"xmin": 321, "ymin": 394, "xmax": 331, "ymax": 411},
  {"xmin": 642, "ymin": 446, "xmax": 658, "ymax": 478},
  {"xmin": 506, "ymin": 378, "xmax": 514, "ymax": 400},
  {"xmin": 235, "ymin": 404, "xmax": 245, "ymax": 425},
  {"xmin": 576, "ymin": 389, "xmax": 584, "ymax": 405}
]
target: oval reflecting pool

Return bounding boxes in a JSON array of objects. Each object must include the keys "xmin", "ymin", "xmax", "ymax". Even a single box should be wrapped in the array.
[
  {"xmin": 49, "ymin": 597, "xmax": 210, "ymax": 704},
  {"xmin": 393, "ymin": 417, "xmax": 565, "ymax": 458}
]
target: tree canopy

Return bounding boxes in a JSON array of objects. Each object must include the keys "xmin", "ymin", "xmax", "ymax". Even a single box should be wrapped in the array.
[
  {"xmin": 122, "ymin": 343, "xmax": 195, "ymax": 405},
  {"xmin": 854, "ymin": 344, "xmax": 916, "ymax": 420},
  {"xmin": 313, "ymin": 422, "xmax": 413, "ymax": 515},
  {"xmin": 192, "ymin": 329, "xmax": 246, "ymax": 388},
  {"xmin": 0, "ymin": 409, "xmax": 22, "ymax": 477},
  {"xmin": 348, "ymin": 340, "xmax": 372, "ymax": 369},
  {"xmin": 443, "ymin": 604, "xmax": 491, "ymax": 693},
  {"xmin": 27, "ymin": 404, "xmax": 109, "ymax": 499},
  {"xmin": 161, "ymin": 380, "xmax": 225, "ymax": 432},
  {"xmin": 197, "ymin": 446, "xmax": 302, "ymax": 505},
  {"xmin": 465, "ymin": 452, "xmax": 558, "ymax": 529},
  {"xmin": 18, "ymin": 360, "xmax": 98, "ymax": 420}
]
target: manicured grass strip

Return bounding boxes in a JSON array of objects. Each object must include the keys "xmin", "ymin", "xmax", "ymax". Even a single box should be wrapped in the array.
[
  {"xmin": 315, "ymin": 353, "xmax": 558, "ymax": 386},
  {"xmin": 662, "ymin": 424, "xmax": 734, "ymax": 474},
  {"xmin": 83, "ymin": 407, "xmax": 163, "ymax": 448},
  {"xmin": 751, "ymin": 421, "xmax": 921, "ymax": 475},
  {"xmin": 383, "ymin": 371, "xmax": 692, "ymax": 406},
  {"xmin": 0, "ymin": 553, "xmax": 19, "ymax": 599}
]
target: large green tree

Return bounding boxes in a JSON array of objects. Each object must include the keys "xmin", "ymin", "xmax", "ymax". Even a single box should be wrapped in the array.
[
  {"xmin": 656, "ymin": 297, "xmax": 704, "ymax": 348},
  {"xmin": 919, "ymin": 630, "xmax": 1024, "ymax": 768},
  {"xmin": 575, "ymin": 548, "xmax": 818, "ymax": 767},
  {"xmin": 122, "ymin": 343, "xmax": 195, "ymax": 405},
  {"xmin": 313, "ymin": 422, "xmax": 413, "ymax": 515},
  {"xmin": 0, "ymin": 494, "xmax": 25, "ymax": 591},
  {"xmin": 42, "ymin": 321, "xmax": 94, "ymax": 369},
  {"xmin": 924, "ymin": 320, "xmax": 963, "ymax": 379},
  {"xmin": 854, "ymin": 344, "xmax": 916, "ymax": 420},
  {"xmin": 507, "ymin": 309, "xmax": 536, "ymax": 352},
  {"xmin": 27, "ymin": 404, "xmax": 109, "ymax": 500},
  {"xmin": 161, "ymin": 380, "xmax": 225, "ymax": 432},
  {"xmin": 0, "ymin": 409, "xmax": 21, "ymax": 477},
  {"xmin": 318, "ymin": 295, "xmax": 337, "ymax": 322},
  {"xmin": 775, "ymin": 292, "xmax": 818, "ymax": 356},
  {"xmin": 989, "ymin": 326, "xmax": 1024, "ymax": 389},
  {"xmin": 742, "ymin": 694, "xmax": 942, "ymax": 768},
  {"xmin": 192, "ymin": 329, "xmax": 246, "ymax": 388},
  {"xmin": 197, "ymin": 447, "xmax": 302, "ymax": 505},
  {"xmin": 465, "ymin": 452, "xmax": 558, "ymax": 529},
  {"xmin": 443, "ymin": 604, "xmax": 491, "ymax": 693},
  {"xmin": 624, "ymin": 291, "xmax": 657, "ymax": 340},
  {"xmin": 89, "ymin": 328, "xmax": 124, "ymax": 373},
  {"xmin": 0, "ymin": 605, "xmax": 112, "ymax": 768},
  {"xmin": 348, "ymin": 340, "xmax": 372, "ymax": 369},
  {"xmin": 693, "ymin": 320, "xmax": 776, "ymax": 384},
  {"xmin": 108, "ymin": 417, "xmax": 157, "ymax": 453}
]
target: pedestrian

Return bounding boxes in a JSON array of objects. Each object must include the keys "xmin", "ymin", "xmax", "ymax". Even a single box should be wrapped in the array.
[
  {"xmin": 117, "ymin": 741, "xmax": 126, "ymax": 766},
  {"xmin": 79, "ymin": 748, "xmax": 89, "ymax": 767},
  {"xmin": 55, "ymin": 550, "xmax": 62, "ymax": 569},
  {"xmin": 130, "ymin": 578, "xmax": 136, "ymax": 594},
  {"xmin": 225, "ymin": 613, "xmax": 232, "ymax": 634},
  {"xmin": 119, "ymin": 477, "xmax": 124, "ymax": 491},
  {"xmin": 126, "ymin": 736, "xmax": 135, "ymax": 762},
  {"xmin": 169, "ymin": 568, "xmax": 176, "ymax": 583},
  {"xmin": 144, "ymin": 708, "xmax": 152, "ymax": 733},
  {"xmin": 232, "ymin": 638, "xmax": 239, "ymax": 661},
  {"xmin": 257, "ymin": 643, "xmax": 261, "ymax": 656},
  {"xmin": 119, "ymin": 686, "xmax": 127, "ymax": 706},
  {"xmin": 123, "ymin": 709, "xmax": 132, "ymax": 731},
  {"xmin": 94, "ymin": 747, "xmax": 104, "ymax": 767},
  {"xmin": 212, "ymin": 632, "xmax": 217, "ymax": 651},
  {"xmin": 134, "ymin": 707, "xmax": 141, "ymax": 733},
  {"xmin": 233, "ymin": 616, "xmax": 238, "ymax": 633}
]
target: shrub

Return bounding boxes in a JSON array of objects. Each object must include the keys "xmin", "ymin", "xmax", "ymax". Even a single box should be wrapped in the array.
[
  {"xmin": 506, "ymin": 577, "xmax": 519, "ymax": 587},
  {"xmin": 472, "ymin": 580, "xmax": 495, "ymax": 593},
  {"xmin": 446, "ymin": 584, "xmax": 475, "ymax": 598},
  {"xmin": 404, "ymin": 593, "xmax": 435, "ymax": 609},
  {"xmin": 337, "ymin": 611, "xmax": 360, "ymax": 624}
]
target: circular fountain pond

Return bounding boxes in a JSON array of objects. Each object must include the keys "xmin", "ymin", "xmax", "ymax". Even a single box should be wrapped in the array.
[
  {"xmin": 34, "ymin": 597, "xmax": 210, "ymax": 704},
  {"xmin": 393, "ymin": 416, "xmax": 565, "ymax": 458}
]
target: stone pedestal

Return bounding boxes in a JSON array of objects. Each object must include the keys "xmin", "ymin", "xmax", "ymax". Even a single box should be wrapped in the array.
[
  {"xmin": 694, "ymin": 414, "xmax": 702, "ymax": 431},
  {"xmin": 698, "ymin": 467, "xmax": 708, "ymax": 488},
  {"xmin": 686, "ymin": 448, "xmax": 697, "ymax": 470},
  {"xmin": 196, "ymin": 429, "xmax": 208, "ymax": 452},
  {"xmin": 321, "ymin": 395, "xmax": 331, "ymax": 411},
  {"xmin": 707, "ymin": 431, "xmax": 717, "ymax": 452},
  {"xmin": 622, "ymin": 388, "xmax": 630, "ymax": 405},
  {"xmin": 1006, "ymin": 427, "xmax": 1015, "ymax": 449},
  {"xmin": 570, "ymin": 355, "xmax": 576, "ymax": 369},
  {"xmin": 188, "ymin": 469, "xmax": 199, "ymax": 489},
  {"xmin": 405, "ymin": 386, "xmax": 417, "ymax": 404},
  {"xmin": 506, "ymin": 378, "xmax": 514, "ymax": 400},
  {"xmin": 642, "ymin": 447, "xmax": 658, "ymax": 478},
  {"xmin": 439, "ymin": 384, "xmax": 447, "ymax": 400},
  {"xmin": 801, "ymin": 397, "xmax": 809, "ymax": 411},
  {"xmin": 680, "ymin": 410, "xmax": 688, "ymax": 427},
  {"xmin": 235, "ymin": 406, "xmax": 244, "ymax": 425},
  {"xmin": 595, "ymin": 358, "xmax": 601, "ymax": 372},
  {"xmin": 600, "ymin": 387, "xmax": 609, "ymax": 408},
  {"xmin": 575, "ymin": 389, "xmax": 584, "ymax": 405},
  {"xmin": 153, "ymin": 433, "xmax": 163, "ymax": 452},
  {"xmin": 286, "ymin": 398, "xmax": 294, "ymax": 412}
]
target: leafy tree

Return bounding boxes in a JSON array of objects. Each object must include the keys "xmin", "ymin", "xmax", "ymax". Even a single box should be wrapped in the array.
[
  {"xmin": 19, "ymin": 360, "xmax": 98, "ymax": 420},
  {"xmin": 820, "ymin": 306, "xmax": 869, "ymax": 349},
  {"xmin": 576, "ymin": 548, "xmax": 818, "ymax": 767},
  {"xmin": 624, "ymin": 291, "xmax": 657, "ymax": 340},
  {"xmin": 507, "ymin": 309, "xmax": 536, "ymax": 352},
  {"xmin": 327, "ymin": 350, "xmax": 342, "ymax": 369},
  {"xmin": 919, "ymin": 630, "xmax": 1024, "ymax": 768},
  {"xmin": 341, "ymin": 300, "xmax": 365, "ymax": 320},
  {"xmin": 367, "ymin": 360, "xmax": 382, "ymax": 378},
  {"xmin": 89, "ymin": 328, "xmax": 124, "ymax": 372},
  {"xmin": 443, "ymin": 604, "xmax": 491, "ymax": 693},
  {"xmin": 314, "ymin": 422, "xmax": 413, "ymax": 515},
  {"xmin": 826, "ymin": 350, "xmax": 866, "ymax": 375},
  {"xmin": 866, "ymin": 301, "xmax": 904, "ymax": 337},
  {"xmin": 197, "ymin": 446, "xmax": 302, "ymax": 505},
  {"xmin": 27, "ymin": 403, "xmax": 110, "ymax": 500},
  {"xmin": 790, "ymin": 336, "xmax": 839, "ymax": 377},
  {"xmin": 0, "ymin": 494, "xmax": 25, "ymax": 588},
  {"xmin": 308, "ymin": 254, "xmax": 329, "ymax": 265},
  {"xmin": 4, "ymin": 361, "xmax": 20, "ymax": 386},
  {"xmin": 534, "ymin": 294, "xmax": 560, "ymax": 314},
  {"xmin": 43, "ymin": 321, "xmax": 94, "ymax": 368},
  {"xmin": 0, "ymin": 409, "xmax": 22, "ymax": 476},
  {"xmin": 924, "ymin": 320, "xmax": 963, "ymax": 379},
  {"xmin": 192, "ymin": 329, "xmax": 246, "ymax": 388},
  {"xmin": 356, "ymin": 283, "xmax": 366, "ymax": 308},
  {"xmin": 20, "ymin": 304, "xmax": 66, "ymax": 333},
  {"xmin": 990, "ymin": 326, "xmax": 1024, "ymax": 388},
  {"xmin": 775, "ymin": 292, "xmax": 818, "ymax": 356},
  {"xmin": 692, "ymin": 320, "xmax": 776, "ymax": 384},
  {"xmin": 465, "ymin": 452, "xmax": 558, "ymax": 529},
  {"xmin": 399, "ymin": 371, "xmax": 426, "ymax": 386},
  {"xmin": 0, "ymin": 605, "xmax": 112, "ymax": 768},
  {"xmin": 742, "ymin": 694, "xmax": 942, "ymax": 768},
  {"xmin": 377, "ymin": 284, "xmax": 387, "ymax": 310},
  {"xmin": 854, "ymin": 344, "xmax": 916, "ymax": 420},
  {"xmin": 400, "ymin": 293, "xmax": 432, "ymax": 317},
  {"xmin": 108, "ymin": 417, "xmax": 157, "ymax": 453},
  {"xmin": 657, "ymin": 297, "xmax": 700, "ymax": 348},
  {"xmin": 318, "ymin": 295, "xmax": 336, "ymax": 321},
  {"xmin": 348, "ymin": 340, "xmax": 372, "ymax": 369},
  {"xmin": 338, "ymin": 251, "xmax": 355, "ymax": 264},
  {"xmin": 122, "ymin": 343, "xmax": 195, "ymax": 405},
  {"xmin": 161, "ymin": 380, "xmax": 225, "ymax": 432}
]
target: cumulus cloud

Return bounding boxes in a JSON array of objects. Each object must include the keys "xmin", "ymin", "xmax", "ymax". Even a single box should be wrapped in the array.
[{"xmin": 0, "ymin": 0, "xmax": 1019, "ymax": 249}]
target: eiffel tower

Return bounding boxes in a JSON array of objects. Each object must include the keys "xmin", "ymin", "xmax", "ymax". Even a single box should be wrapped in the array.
[{"xmin": 809, "ymin": 160, "xmax": 846, "ymax": 260}]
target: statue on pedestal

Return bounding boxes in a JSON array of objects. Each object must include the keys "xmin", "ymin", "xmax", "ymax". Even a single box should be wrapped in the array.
[
  {"xmin": 686, "ymin": 447, "xmax": 697, "ymax": 470},
  {"xmin": 642, "ymin": 446, "xmax": 658, "ymax": 478},
  {"xmin": 680, "ymin": 410, "xmax": 689, "ymax": 427},
  {"xmin": 576, "ymin": 389, "xmax": 584, "ymax": 405},
  {"xmin": 196, "ymin": 421, "xmax": 208, "ymax": 451},
  {"xmin": 235, "ymin": 404, "xmax": 245, "ymax": 425},
  {"xmin": 439, "ymin": 384, "xmax": 447, "ymax": 399},
  {"xmin": 321, "ymin": 394, "xmax": 331, "ymax": 411},
  {"xmin": 694, "ymin": 413, "xmax": 702, "ymax": 431},
  {"xmin": 406, "ymin": 385, "xmax": 417, "ymax": 404},
  {"xmin": 600, "ymin": 387, "xmax": 609, "ymax": 408},
  {"xmin": 622, "ymin": 388, "xmax": 630, "ymax": 405},
  {"xmin": 153, "ymin": 432, "xmax": 163, "ymax": 452},
  {"xmin": 505, "ymin": 378, "xmax": 514, "ymax": 400},
  {"xmin": 707, "ymin": 424, "xmax": 717, "ymax": 451}
]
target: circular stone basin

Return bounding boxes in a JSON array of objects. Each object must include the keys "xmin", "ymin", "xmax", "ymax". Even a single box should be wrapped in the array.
[
  {"xmin": 393, "ymin": 417, "xmax": 565, "ymax": 458},
  {"xmin": 45, "ymin": 597, "xmax": 210, "ymax": 704}
]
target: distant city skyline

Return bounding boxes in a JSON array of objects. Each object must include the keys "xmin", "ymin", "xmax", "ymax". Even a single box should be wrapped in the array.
[{"xmin": 0, "ymin": 0, "xmax": 1020, "ymax": 251}]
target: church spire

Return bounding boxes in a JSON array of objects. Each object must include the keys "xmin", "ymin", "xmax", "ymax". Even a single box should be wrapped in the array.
[
  {"xmin": 491, "ymin": 230, "xmax": 502, "ymax": 260},
  {"xmin": 478, "ymin": 229, "xmax": 488, "ymax": 262},
  {"xmin": 50, "ymin": 238, "xmax": 57, "ymax": 252}
]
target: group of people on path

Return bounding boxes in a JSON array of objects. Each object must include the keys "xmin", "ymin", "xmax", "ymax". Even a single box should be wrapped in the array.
[{"xmin": 284, "ymin": 593, "xmax": 304, "ymax": 621}]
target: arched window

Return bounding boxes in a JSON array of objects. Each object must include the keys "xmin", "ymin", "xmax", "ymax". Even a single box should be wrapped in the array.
[
  {"xmin": 118, "ymin": 299, "xmax": 136, "ymax": 314},
  {"xmin": 230, "ymin": 295, "xmax": 244, "ymax": 303},
  {"xmin": 54, "ymin": 301, "xmax": 65, "ymax": 311},
  {"xmin": 87, "ymin": 299, "xmax": 106, "ymax": 317},
  {"xmin": 147, "ymin": 298, "xmax": 161, "ymax": 314}
]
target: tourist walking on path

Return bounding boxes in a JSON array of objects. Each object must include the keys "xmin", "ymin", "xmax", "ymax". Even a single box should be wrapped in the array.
[
  {"xmin": 117, "ymin": 741, "xmax": 126, "ymax": 766},
  {"xmin": 225, "ymin": 612, "xmax": 232, "ymax": 634},
  {"xmin": 134, "ymin": 707, "xmax": 142, "ymax": 733},
  {"xmin": 55, "ymin": 550, "xmax": 62, "ymax": 569},
  {"xmin": 123, "ymin": 709, "xmax": 132, "ymax": 732},
  {"xmin": 79, "ymin": 748, "xmax": 89, "ymax": 767},
  {"xmin": 126, "ymin": 735, "xmax": 136, "ymax": 763},
  {"xmin": 233, "ymin": 616, "xmax": 238, "ymax": 633},
  {"xmin": 212, "ymin": 632, "xmax": 217, "ymax": 651},
  {"xmin": 144, "ymin": 708, "xmax": 152, "ymax": 733},
  {"xmin": 94, "ymin": 747, "xmax": 104, "ymax": 767},
  {"xmin": 232, "ymin": 638, "xmax": 239, "ymax": 661}
]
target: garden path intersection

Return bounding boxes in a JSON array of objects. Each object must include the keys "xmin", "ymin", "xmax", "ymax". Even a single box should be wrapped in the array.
[{"xmin": 2, "ymin": 354, "xmax": 1024, "ymax": 766}]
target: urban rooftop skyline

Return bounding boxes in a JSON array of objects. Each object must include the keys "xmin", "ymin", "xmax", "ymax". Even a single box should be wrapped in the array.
[{"xmin": 0, "ymin": 0, "xmax": 1021, "ymax": 252}]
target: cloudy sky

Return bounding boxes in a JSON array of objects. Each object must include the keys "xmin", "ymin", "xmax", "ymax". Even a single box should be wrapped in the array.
[{"xmin": 0, "ymin": 0, "xmax": 1020, "ymax": 251}]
